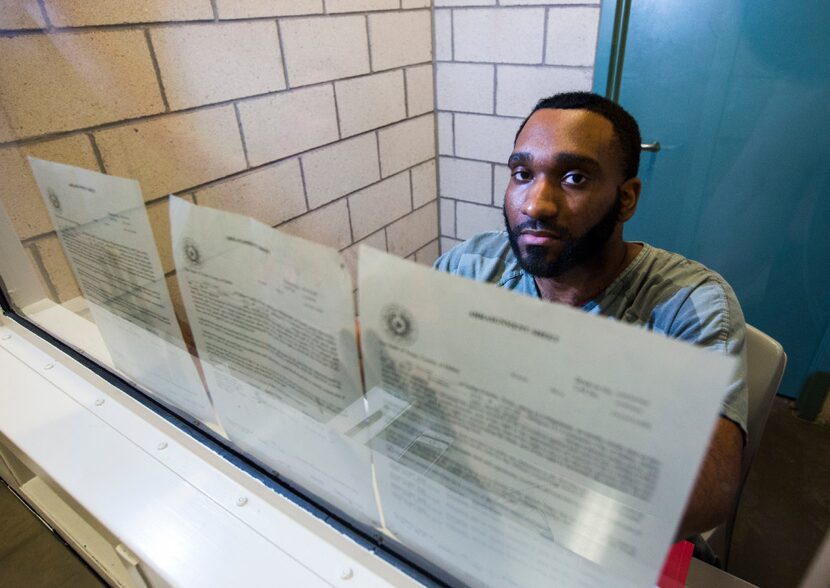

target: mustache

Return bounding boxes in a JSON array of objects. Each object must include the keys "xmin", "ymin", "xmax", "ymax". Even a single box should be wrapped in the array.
[{"xmin": 512, "ymin": 219, "xmax": 571, "ymax": 240}]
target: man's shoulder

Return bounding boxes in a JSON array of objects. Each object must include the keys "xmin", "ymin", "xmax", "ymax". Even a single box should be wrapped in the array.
[
  {"xmin": 433, "ymin": 231, "xmax": 522, "ymax": 285},
  {"xmin": 625, "ymin": 243, "xmax": 745, "ymax": 349},
  {"xmin": 633, "ymin": 244, "xmax": 737, "ymax": 301},
  {"xmin": 623, "ymin": 244, "xmax": 749, "ymax": 434},
  {"xmin": 635, "ymin": 249, "xmax": 749, "ymax": 492}
]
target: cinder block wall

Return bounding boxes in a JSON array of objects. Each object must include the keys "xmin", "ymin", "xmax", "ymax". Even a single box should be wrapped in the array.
[
  {"xmin": 0, "ymin": 0, "xmax": 438, "ymax": 309},
  {"xmin": 432, "ymin": 1, "xmax": 600, "ymax": 252}
]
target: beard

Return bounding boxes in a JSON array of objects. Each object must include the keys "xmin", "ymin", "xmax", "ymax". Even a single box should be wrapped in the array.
[{"xmin": 504, "ymin": 191, "xmax": 622, "ymax": 278}]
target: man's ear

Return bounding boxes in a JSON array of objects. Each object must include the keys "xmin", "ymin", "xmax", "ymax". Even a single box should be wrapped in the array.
[{"xmin": 618, "ymin": 177, "xmax": 641, "ymax": 222}]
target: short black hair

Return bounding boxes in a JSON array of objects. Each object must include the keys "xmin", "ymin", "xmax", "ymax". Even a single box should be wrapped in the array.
[{"xmin": 514, "ymin": 92, "xmax": 641, "ymax": 180}]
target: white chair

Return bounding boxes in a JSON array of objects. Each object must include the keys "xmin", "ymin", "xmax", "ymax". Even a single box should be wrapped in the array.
[{"xmin": 706, "ymin": 324, "xmax": 787, "ymax": 566}]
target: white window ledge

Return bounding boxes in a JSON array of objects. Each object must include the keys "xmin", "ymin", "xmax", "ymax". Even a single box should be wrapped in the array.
[{"xmin": 0, "ymin": 311, "xmax": 423, "ymax": 588}]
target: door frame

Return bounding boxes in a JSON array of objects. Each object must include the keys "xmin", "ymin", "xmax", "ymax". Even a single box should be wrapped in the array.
[{"xmin": 593, "ymin": 0, "xmax": 632, "ymax": 100}]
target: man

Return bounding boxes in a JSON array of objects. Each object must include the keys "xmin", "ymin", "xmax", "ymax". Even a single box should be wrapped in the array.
[{"xmin": 434, "ymin": 92, "xmax": 747, "ymax": 549}]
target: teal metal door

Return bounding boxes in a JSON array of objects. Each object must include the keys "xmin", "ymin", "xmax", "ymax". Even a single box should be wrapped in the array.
[{"xmin": 595, "ymin": 0, "xmax": 830, "ymax": 398}]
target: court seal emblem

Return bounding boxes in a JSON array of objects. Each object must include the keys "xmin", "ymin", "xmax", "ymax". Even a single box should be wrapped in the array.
[
  {"xmin": 381, "ymin": 304, "xmax": 417, "ymax": 345},
  {"xmin": 47, "ymin": 189, "xmax": 61, "ymax": 210},
  {"xmin": 182, "ymin": 237, "xmax": 202, "ymax": 267}
]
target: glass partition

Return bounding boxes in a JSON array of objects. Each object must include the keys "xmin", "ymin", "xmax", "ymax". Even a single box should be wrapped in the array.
[
  {"xmin": 0, "ymin": 3, "xmax": 783, "ymax": 588},
  {"xmin": 0, "ymin": 0, "xmax": 440, "ymax": 577}
]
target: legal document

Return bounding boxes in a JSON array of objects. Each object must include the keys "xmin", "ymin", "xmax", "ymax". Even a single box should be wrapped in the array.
[
  {"xmin": 169, "ymin": 197, "xmax": 377, "ymax": 523},
  {"xmin": 28, "ymin": 158, "xmax": 215, "ymax": 423},
  {"xmin": 358, "ymin": 246, "xmax": 737, "ymax": 588},
  {"xmin": 23, "ymin": 160, "xmax": 741, "ymax": 586}
]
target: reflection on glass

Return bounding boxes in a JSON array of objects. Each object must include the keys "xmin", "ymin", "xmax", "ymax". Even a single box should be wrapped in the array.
[
  {"xmin": 28, "ymin": 157, "xmax": 215, "ymax": 423},
  {"xmin": 358, "ymin": 246, "xmax": 737, "ymax": 587},
  {"xmin": 15, "ymin": 159, "xmax": 747, "ymax": 587},
  {"xmin": 169, "ymin": 196, "xmax": 377, "ymax": 524}
]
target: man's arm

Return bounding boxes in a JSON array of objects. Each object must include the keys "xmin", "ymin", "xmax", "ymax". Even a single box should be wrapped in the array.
[
  {"xmin": 675, "ymin": 416, "xmax": 744, "ymax": 540},
  {"xmin": 663, "ymin": 275, "xmax": 747, "ymax": 540}
]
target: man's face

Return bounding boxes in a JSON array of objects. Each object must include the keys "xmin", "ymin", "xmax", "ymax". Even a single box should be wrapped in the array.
[{"xmin": 504, "ymin": 109, "xmax": 627, "ymax": 278}]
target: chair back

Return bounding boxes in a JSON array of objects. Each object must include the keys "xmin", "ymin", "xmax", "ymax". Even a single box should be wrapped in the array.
[
  {"xmin": 703, "ymin": 325, "xmax": 786, "ymax": 566},
  {"xmin": 741, "ymin": 324, "xmax": 787, "ymax": 479}
]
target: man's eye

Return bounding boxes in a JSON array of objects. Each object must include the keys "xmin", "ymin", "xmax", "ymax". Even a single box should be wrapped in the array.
[
  {"xmin": 562, "ymin": 172, "xmax": 587, "ymax": 186},
  {"xmin": 511, "ymin": 169, "xmax": 531, "ymax": 181}
]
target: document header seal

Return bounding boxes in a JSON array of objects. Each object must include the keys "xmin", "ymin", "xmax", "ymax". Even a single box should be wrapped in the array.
[
  {"xmin": 381, "ymin": 304, "xmax": 417, "ymax": 345},
  {"xmin": 183, "ymin": 237, "xmax": 202, "ymax": 267}
]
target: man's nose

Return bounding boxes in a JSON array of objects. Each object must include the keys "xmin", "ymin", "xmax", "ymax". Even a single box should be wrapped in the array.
[{"xmin": 520, "ymin": 178, "xmax": 559, "ymax": 219}]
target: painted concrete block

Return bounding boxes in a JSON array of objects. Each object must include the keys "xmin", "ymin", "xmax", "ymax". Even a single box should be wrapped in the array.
[
  {"xmin": 437, "ymin": 112, "xmax": 454, "ymax": 155},
  {"xmin": 410, "ymin": 159, "xmax": 437, "ymax": 208},
  {"xmin": 280, "ymin": 15, "xmax": 369, "ymax": 87},
  {"xmin": 95, "ymin": 106, "xmax": 246, "ymax": 200},
  {"xmin": 325, "ymin": 0, "xmax": 398, "ymax": 13},
  {"xmin": 0, "ymin": 135, "xmax": 99, "ymax": 240},
  {"xmin": 348, "ymin": 172, "xmax": 411, "ymax": 240},
  {"xmin": 195, "ymin": 159, "xmax": 306, "ymax": 226},
  {"xmin": 454, "ymin": 113, "xmax": 520, "ymax": 163},
  {"xmin": 0, "ymin": 31, "xmax": 164, "ymax": 141},
  {"xmin": 216, "ymin": 0, "xmax": 322, "ymax": 18},
  {"xmin": 545, "ymin": 6, "xmax": 601, "ymax": 67},
  {"xmin": 434, "ymin": 9, "xmax": 452, "ymax": 61},
  {"xmin": 438, "ymin": 156, "xmax": 492, "ymax": 204},
  {"xmin": 440, "ymin": 235, "xmax": 462, "ymax": 253},
  {"xmin": 0, "ymin": 1, "xmax": 46, "ymax": 29},
  {"xmin": 406, "ymin": 64, "xmax": 435, "ymax": 117},
  {"xmin": 335, "ymin": 70, "xmax": 406, "ymax": 137},
  {"xmin": 368, "ymin": 10, "xmax": 432, "ymax": 71},
  {"xmin": 43, "ymin": 0, "xmax": 213, "ymax": 26},
  {"xmin": 453, "ymin": 8, "xmax": 544, "ymax": 64},
  {"xmin": 237, "ymin": 85, "xmax": 339, "ymax": 166},
  {"xmin": 151, "ymin": 22, "xmax": 285, "ymax": 111},
  {"xmin": 302, "ymin": 133, "xmax": 380, "ymax": 209},
  {"xmin": 493, "ymin": 163, "xmax": 510, "ymax": 207},
  {"xmin": 502, "ymin": 0, "xmax": 598, "ymax": 4},
  {"xmin": 414, "ymin": 238, "xmax": 440, "ymax": 265},
  {"xmin": 496, "ymin": 65, "xmax": 593, "ymax": 117},
  {"xmin": 386, "ymin": 200, "xmax": 438, "ymax": 257},
  {"xmin": 436, "ymin": 62, "xmax": 494, "ymax": 114},
  {"xmin": 456, "ymin": 201, "xmax": 502, "ymax": 239},
  {"xmin": 377, "ymin": 114, "xmax": 435, "ymax": 177},
  {"xmin": 278, "ymin": 199, "xmax": 352, "ymax": 250},
  {"xmin": 435, "ymin": 0, "xmax": 494, "ymax": 6},
  {"xmin": 439, "ymin": 197, "xmax": 455, "ymax": 237}
]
